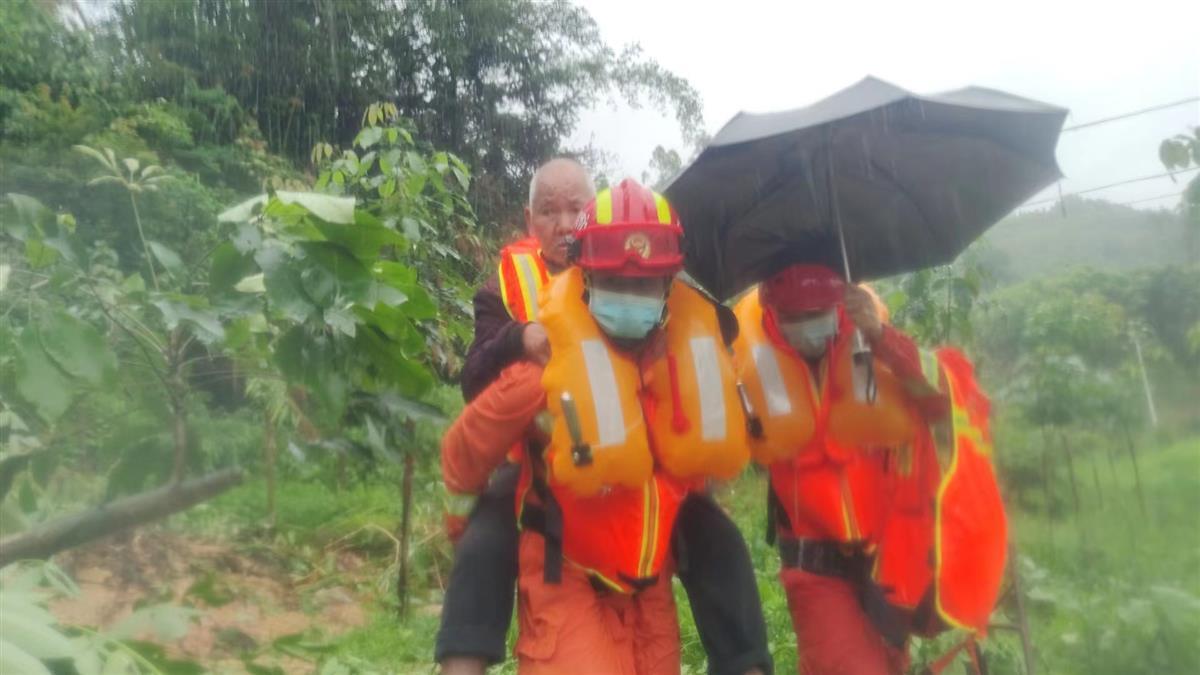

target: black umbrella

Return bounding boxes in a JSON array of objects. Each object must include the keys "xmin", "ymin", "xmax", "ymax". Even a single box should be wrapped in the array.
[{"xmin": 665, "ymin": 76, "xmax": 1067, "ymax": 300}]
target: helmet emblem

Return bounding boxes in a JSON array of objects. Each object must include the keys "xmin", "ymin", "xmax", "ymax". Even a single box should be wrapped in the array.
[{"xmin": 624, "ymin": 232, "xmax": 651, "ymax": 258}]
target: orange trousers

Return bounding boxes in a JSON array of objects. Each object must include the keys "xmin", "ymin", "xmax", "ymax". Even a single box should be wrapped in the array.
[
  {"xmin": 515, "ymin": 531, "xmax": 681, "ymax": 675},
  {"xmin": 782, "ymin": 568, "xmax": 908, "ymax": 675}
]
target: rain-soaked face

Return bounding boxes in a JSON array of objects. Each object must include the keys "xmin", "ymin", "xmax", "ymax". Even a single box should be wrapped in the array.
[{"xmin": 525, "ymin": 160, "xmax": 594, "ymax": 269}]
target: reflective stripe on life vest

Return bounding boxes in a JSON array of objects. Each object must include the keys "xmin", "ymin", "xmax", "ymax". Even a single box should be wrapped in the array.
[
  {"xmin": 932, "ymin": 347, "xmax": 1007, "ymax": 634},
  {"xmin": 690, "ymin": 336, "xmax": 727, "ymax": 442},
  {"xmin": 497, "ymin": 238, "xmax": 549, "ymax": 323},
  {"xmin": 647, "ymin": 280, "xmax": 749, "ymax": 481},
  {"xmin": 579, "ymin": 338, "xmax": 626, "ymax": 447}
]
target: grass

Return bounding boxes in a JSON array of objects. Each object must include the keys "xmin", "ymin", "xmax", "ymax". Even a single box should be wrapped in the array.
[{"xmin": 170, "ymin": 435, "xmax": 1198, "ymax": 674}]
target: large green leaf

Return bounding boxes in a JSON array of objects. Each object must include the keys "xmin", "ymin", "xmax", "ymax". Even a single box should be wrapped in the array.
[
  {"xmin": 25, "ymin": 239, "xmax": 59, "ymax": 269},
  {"xmin": 323, "ymin": 305, "xmax": 358, "ymax": 337},
  {"xmin": 299, "ymin": 242, "xmax": 372, "ymax": 304},
  {"xmin": 0, "ymin": 607, "xmax": 77, "ymax": 659},
  {"xmin": 313, "ymin": 213, "xmax": 405, "ymax": 260},
  {"xmin": 3, "ymin": 193, "xmax": 53, "ymax": 241},
  {"xmin": 0, "ymin": 639, "xmax": 52, "ymax": 675},
  {"xmin": 232, "ymin": 223, "xmax": 263, "ymax": 254},
  {"xmin": 219, "ymin": 191, "xmax": 355, "ymax": 225},
  {"xmin": 108, "ymin": 604, "xmax": 198, "ymax": 642},
  {"xmin": 152, "ymin": 296, "xmax": 225, "ymax": 345},
  {"xmin": 13, "ymin": 328, "xmax": 74, "ymax": 422},
  {"xmin": 147, "ymin": 241, "xmax": 184, "ymax": 277},
  {"xmin": 209, "ymin": 242, "xmax": 256, "ymax": 293},
  {"xmin": 356, "ymin": 329, "xmax": 432, "ymax": 396},
  {"xmin": 394, "ymin": 282, "xmax": 437, "ymax": 320},
  {"xmin": 262, "ymin": 267, "xmax": 317, "ymax": 323},
  {"xmin": 36, "ymin": 311, "xmax": 116, "ymax": 385},
  {"xmin": 273, "ymin": 327, "xmax": 348, "ymax": 417}
]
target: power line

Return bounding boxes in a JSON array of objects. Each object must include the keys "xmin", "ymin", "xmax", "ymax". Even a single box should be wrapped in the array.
[
  {"xmin": 1062, "ymin": 97, "xmax": 1200, "ymax": 133},
  {"xmin": 1024, "ymin": 167, "xmax": 1199, "ymax": 207},
  {"xmin": 1120, "ymin": 191, "xmax": 1185, "ymax": 206}
]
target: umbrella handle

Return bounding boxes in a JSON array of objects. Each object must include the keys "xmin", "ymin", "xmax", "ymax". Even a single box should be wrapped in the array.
[
  {"xmin": 827, "ymin": 131, "xmax": 877, "ymax": 404},
  {"xmin": 851, "ymin": 332, "xmax": 879, "ymax": 404}
]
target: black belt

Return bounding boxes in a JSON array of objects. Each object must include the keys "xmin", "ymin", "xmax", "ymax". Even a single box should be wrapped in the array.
[{"xmin": 777, "ymin": 537, "xmax": 869, "ymax": 579}]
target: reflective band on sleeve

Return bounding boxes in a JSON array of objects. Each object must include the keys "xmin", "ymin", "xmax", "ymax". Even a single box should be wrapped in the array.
[
  {"xmin": 514, "ymin": 254, "xmax": 542, "ymax": 321},
  {"xmin": 690, "ymin": 336, "xmax": 727, "ymax": 441},
  {"xmin": 752, "ymin": 344, "xmax": 793, "ymax": 417},
  {"xmin": 581, "ymin": 339, "xmax": 625, "ymax": 447}
]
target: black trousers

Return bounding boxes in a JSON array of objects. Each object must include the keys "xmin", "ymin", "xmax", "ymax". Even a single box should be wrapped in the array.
[{"xmin": 434, "ymin": 470, "xmax": 772, "ymax": 675}]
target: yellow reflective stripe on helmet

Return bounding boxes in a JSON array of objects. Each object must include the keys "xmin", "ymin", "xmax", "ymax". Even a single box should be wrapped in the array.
[
  {"xmin": 752, "ymin": 343, "xmax": 793, "ymax": 417},
  {"xmin": 653, "ymin": 191, "xmax": 672, "ymax": 224},
  {"xmin": 690, "ymin": 336, "xmax": 727, "ymax": 441},
  {"xmin": 513, "ymin": 253, "xmax": 542, "ymax": 321},
  {"xmin": 595, "ymin": 188, "xmax": 613, "ymax": 225},
  {"xmin": 444, "ymin": 490, "xmax": 477, "ymax": 518}
]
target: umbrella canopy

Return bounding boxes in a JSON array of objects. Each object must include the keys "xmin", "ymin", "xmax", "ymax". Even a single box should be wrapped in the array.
[{"xmin": 665, "ymin": 76, "xmax": 1067, "ymax": 300}]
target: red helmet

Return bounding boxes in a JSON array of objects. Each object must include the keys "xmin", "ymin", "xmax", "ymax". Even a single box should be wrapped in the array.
[
  {"xmin": 761, "ymin": 264, "xmax": 845, "ymax": 313},
  {"xmin": 573, "ymin": 178, "xmax": 684, "ymax": 277}
]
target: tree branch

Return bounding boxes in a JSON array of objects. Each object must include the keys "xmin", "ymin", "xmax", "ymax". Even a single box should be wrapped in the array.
[{"xmin": 0, "ymin": 468, "xmax": 243, "ymax": 567}]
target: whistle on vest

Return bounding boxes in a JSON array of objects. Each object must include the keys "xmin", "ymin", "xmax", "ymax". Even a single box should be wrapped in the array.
[
  {"xmin": 737, "ymin": 381, "xmax": 764, "ymax": 439},
  {"xmin": 851, "ymin": 329, "xmax": 879, "ymax": 404},
  {"xmin": 560, "ymin": 392, "xmax": 593, "ymax": 467}
]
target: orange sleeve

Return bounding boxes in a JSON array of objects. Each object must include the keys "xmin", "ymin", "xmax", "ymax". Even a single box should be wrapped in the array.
[{"xmin": 441, "ymin": 362, "xmax": 547, "ymax": 495}]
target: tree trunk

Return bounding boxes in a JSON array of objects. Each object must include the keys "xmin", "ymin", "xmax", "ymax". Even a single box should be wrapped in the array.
[
  {"xmin": 1090, "ymin": 459, "xmax": 1104, "ymax": 510},
  {"xmin": 397, "ymin": 452, "xmax": 415, "ymax": 617},
  {"xmin": 1039, "ymin": 426, "xmax": 1054, "ymax": 522},
  {"xmin": 0, "ymin": 469, "xmax": 242, "ymax": 567},
  {"xmin": 1059, "ymin": 433, "xmax": 1081, "ymax": 517},
  {"xmin": 168, "ymin": 331, "xmax": 189, "ymax": 484},
  {"xmin": 1122, "ymin": 425, "xmax": 1148, "ymax": 518},
  {"xmin": 170, "ymin": 395, "xmax": 188, "ymax": 483},
  {"xmin": 264, "ymin": 413, "xmax": 278, "ymax": 526},
  {"xmin": 1007, "ymin": 540, "xmax": 1038, "ymax": 675}
]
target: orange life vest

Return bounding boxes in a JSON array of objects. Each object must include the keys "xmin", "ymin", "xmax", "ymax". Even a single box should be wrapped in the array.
[
  {"xmin": 870, "ymin": 348, "xmax": 1007, "ymax": 636},
  {"xmin": 497, "ymin": 237, "xmax": 551, "ymax": 323},
  {"xmin": 522, "ymin": 267, "xmax": 749, "ymax": 592},
  {"xmin": 733, "ymin": 288, "xmax": 916, "ymax": 463}
]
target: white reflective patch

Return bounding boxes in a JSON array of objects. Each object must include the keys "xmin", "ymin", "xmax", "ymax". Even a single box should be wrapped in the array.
[
  {"xmin": 690, "ymin": 337, "xmax": 727, "ymax": 441},
  {"xmin": 515, "ymin": 255, "xmax": 541, "ymax": 320},
  {"xmin": 752, "ymin": 344, "xmax": 793, "ymax": 417},
  {"xmin": 581, "ymin": 339, "xmax": 625, "ymax": 447}
]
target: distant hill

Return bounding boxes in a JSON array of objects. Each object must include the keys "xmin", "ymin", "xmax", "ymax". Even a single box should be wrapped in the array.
[{"xmin": 974, "ymin": 197, "xmax": 1191, "ymax": 284}]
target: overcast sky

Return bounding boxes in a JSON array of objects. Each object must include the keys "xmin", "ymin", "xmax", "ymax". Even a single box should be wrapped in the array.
[{"xmin": 572, "ymin": 0, "xmax": 1199, "ymax": 211}]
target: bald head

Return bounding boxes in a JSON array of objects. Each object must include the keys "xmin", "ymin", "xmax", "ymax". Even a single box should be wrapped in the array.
[{"xmin": 525, "ymin": 158, "xmax": 595, "ymax": 269}]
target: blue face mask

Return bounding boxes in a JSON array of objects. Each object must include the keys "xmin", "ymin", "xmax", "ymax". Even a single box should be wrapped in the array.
[{"xmin": 588, "ymin": 287, "xmax": 666, "ymax": 340}]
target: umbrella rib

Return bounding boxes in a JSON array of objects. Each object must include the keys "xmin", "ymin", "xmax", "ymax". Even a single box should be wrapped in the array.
[{"xmin": 860, "ymin": 154, "xmax": 943, "ymax": 257}]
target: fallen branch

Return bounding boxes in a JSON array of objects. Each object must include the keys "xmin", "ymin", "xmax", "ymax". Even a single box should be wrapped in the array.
[{"xmin": 0, "ymin": 468, "xmax": 243, "ymax": 567}]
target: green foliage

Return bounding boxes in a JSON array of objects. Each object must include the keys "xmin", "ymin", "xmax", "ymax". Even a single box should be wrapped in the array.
[
  {"xmin": 1159, "ymin": 127, "xmax": 1200, "ymax": 253},
  {"xmin": 881, "ymin": 252, "xmax": 989, "ymax": 346},
  {"xmin": 978, "ymin": 198, "xmax": 1189, "ymax": 284},
  {"xmin": 105, "ymin": 0, "xmax": 703, "ymax": 231}
]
